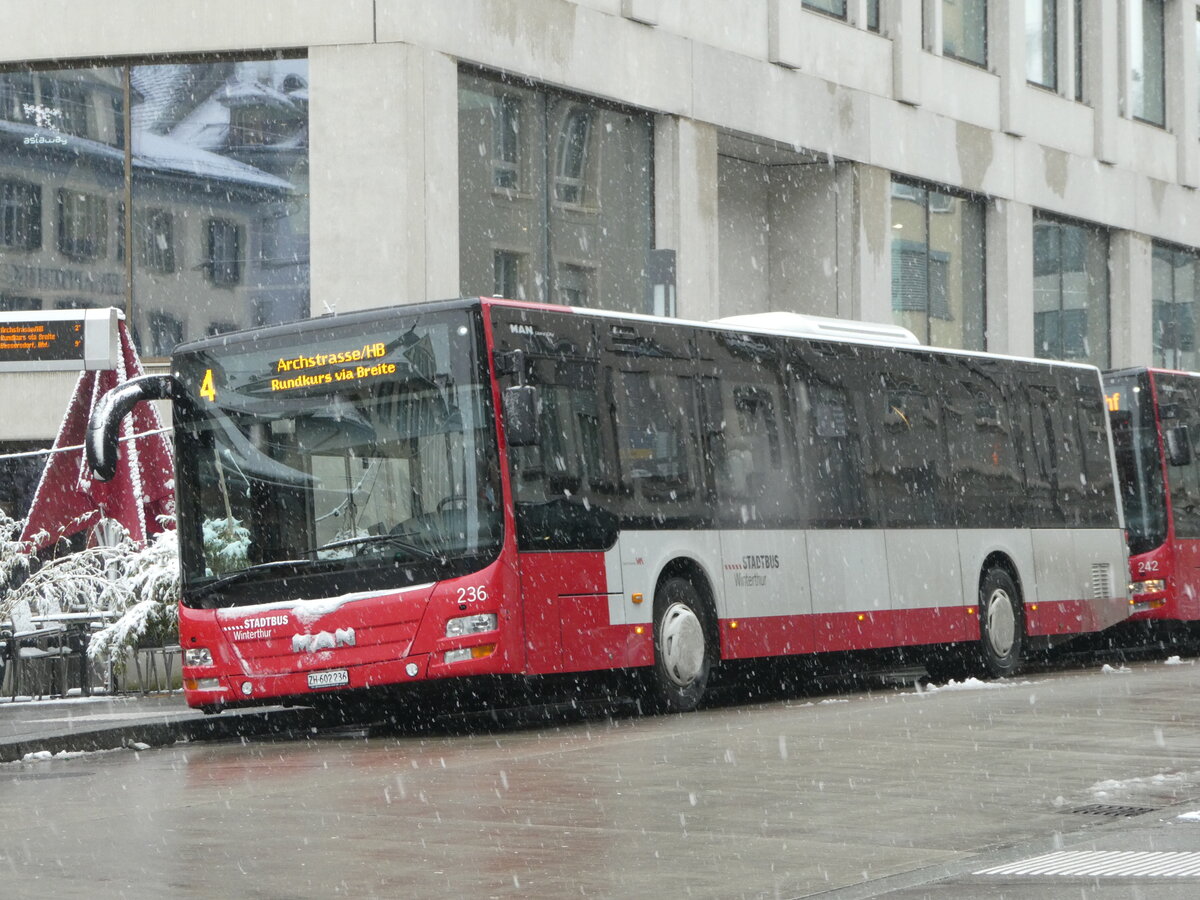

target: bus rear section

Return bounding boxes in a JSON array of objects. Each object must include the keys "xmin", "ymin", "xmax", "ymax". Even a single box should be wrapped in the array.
[
  {"xmin": 1106, "ymin": 367, "xmax": 1200, "ymax": 623},
  {"xmin": 491, "ymin": 300, "xmax": 1130, "ymax": 708}
]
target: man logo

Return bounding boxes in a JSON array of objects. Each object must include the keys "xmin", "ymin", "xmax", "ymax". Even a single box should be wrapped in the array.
[{"xmin": 292, "ymin": 628, "xmax": 356, "ymax": 654}]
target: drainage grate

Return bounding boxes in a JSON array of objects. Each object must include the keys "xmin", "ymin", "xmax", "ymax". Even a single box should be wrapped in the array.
[
  {"xmin": 1069, "ymin": 803, "xmax": 1160, "ymax": 817},
  {"xmin": 977, "ymin": 851, "xmax": 1200, "ymax": 878}
]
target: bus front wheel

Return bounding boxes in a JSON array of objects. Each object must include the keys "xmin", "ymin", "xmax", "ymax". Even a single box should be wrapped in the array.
[
  {"xmin": 978, "ymin": 568, "xmax": 1023, "ymax": 678},
  {"xmin": 649, "ymin": 577, "xmax": 715, "ymax": 713}
]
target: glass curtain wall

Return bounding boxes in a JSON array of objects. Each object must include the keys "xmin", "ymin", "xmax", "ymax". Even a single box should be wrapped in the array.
[
  {"xmin": 0, "ymin": 59, "xmax": 310, "ymax": 357},
  {"xmin": 1032, "ymin": 215, "xmax": 1110, "ymax": 367},
  {"xmin": 889, "ymin": 180, "xmax": 986, "ymax": 350},
  {"xmin": 1152, "ymin": 243, "xmax": 1200, "ymax": 370},
  {"xmin": 458, "ymin": 70, "xmax": 653, "ymax": 315}
]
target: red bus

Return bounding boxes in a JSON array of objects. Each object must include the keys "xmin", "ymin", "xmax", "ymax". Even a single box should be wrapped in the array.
[
  {"xmin": 89, "ymin": 298, "xmax": 1131, "ymax": 713},
  {"xmin": 1105, "ymin": 367, "xmax": 1200, "ymax": 624}
]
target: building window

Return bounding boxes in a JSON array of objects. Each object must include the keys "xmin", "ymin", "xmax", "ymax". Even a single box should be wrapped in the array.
[
  {"xmin": 0, "ymin": 295, "xmax": 42, "ymax": 311},
  {"xmin": 1033, "ymin": 216, "xmax": 1110, "ymax": 367},
  {"xmin": 890, "ymin": 180, "xmax": 986, "ymax": 350},
  {"xmin": 459, "ymin": 71, "xmax": 653, "ymax": 315},
  {"xmin": 1152, "ymin": 243, "xmax": 1200, "ymax": 370},
  {"xmin": 553, "ymin": 106, "xmax": 593, "ymax": 206},
  {"xmin": 1130, "ymin": 0, "xmax": 1165, "ymax": 126},
  {"xmin": 868, "ymin": 0, "xmax": 880, "ymax": 31},
  {"xmin": 1026, "ymin": 0, "xmax": 1058, "ymax": 89},
  {"xmin": 943, "ymin": 0, "xmax": 988, "ymax": 67},
  {"xmin": 555, "ymin": 263, "xmax": 594, "ymax": 307},
  {"xmin": 494, "ymin": 250, "xmax": 524, "ymax": 299},
  {"xmin": 803, "ymin": 0, "xmax": 847, "ymax": 19},
  {"xmin": 147, "ymin": 311, "xmax": 184, "ymax": 357},
  {"xmin": 56, "ymin": 190, "xmax": 107, "ymax": 261},
  {"xmin": 206, "ymin": 218, "xmax": 243, "ymax": 286},
  {"xmin": 138, "ymin": 208, "xmax": 175, "ymax": 274},
  {"xmin": 492, "ymin": 94, "xmax": 522, "ymax": 190},
  {"xmin": 1, "ymin": 180, "xmax": 41, "ymax": 250}
]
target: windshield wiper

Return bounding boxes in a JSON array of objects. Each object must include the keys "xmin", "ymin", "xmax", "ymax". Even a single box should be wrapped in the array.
[
  {"xmin": 311, "ymin": 533, "xmax": 445, "ymax": 563},
  {"xmin": 191, "ymin": 558, "xmax": 318, "ymax": 597}
]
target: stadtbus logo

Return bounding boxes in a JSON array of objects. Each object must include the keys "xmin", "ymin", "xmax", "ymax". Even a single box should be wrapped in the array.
[{"xmin": 22, "ymin": 103, "xmax": 67, "ymax": 146}]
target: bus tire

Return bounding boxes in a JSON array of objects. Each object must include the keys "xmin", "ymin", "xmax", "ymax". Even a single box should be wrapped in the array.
[
  {"xmin": 978, "ymin": 567, "xmax": 1023, "ymax": 678},
  {"xmin": 650, "ymin": 577, "xmax": 715, "ymax": 713}
]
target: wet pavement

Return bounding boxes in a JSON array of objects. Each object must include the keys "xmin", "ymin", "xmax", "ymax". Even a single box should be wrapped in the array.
[{"xmin": 4, "ymin": 660, "xmax": 1200, "ymax": 898}]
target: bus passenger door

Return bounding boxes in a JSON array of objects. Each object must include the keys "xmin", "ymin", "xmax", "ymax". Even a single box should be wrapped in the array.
[{"xmin": 490, "ymin": 307, "xmax": 627, "ymax": 674}]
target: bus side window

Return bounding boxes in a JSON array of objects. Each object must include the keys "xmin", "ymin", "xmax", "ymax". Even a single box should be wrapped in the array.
[
  {"xmin": 613, "ymin": 369, "xmax": 701, "ymax": 511},
  {"xmin": 716, "ymin": 383, "xmax": 791, "ymax": 526},
  {"xmin": 795, "ymin": 378, "xmax": 870, "ymax": 528}
]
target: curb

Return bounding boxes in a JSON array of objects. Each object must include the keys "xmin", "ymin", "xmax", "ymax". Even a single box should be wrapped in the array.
[{"xmin": 0, "ymin": 706, "xmax": 320, "ymax": 763}]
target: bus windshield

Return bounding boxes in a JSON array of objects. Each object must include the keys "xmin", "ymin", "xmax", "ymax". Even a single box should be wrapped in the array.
[
  {"xmin": 173, "ymin": 307, "xmax": 502, "ymax": 607},
  {"xmin": 1107, "ymin": 370, "xmax": 1168, "ymax": 556}
]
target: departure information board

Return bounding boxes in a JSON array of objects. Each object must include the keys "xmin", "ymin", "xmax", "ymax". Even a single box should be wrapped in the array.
[{"xmin": 0, "ymin": 308, "xmax": 120, "ymax": 372}]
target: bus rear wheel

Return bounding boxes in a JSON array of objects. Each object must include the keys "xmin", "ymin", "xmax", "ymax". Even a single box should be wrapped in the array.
[
  {"xmin": 978, "ymin": 567, "xmax": 1023, "ymax": 678},
  {"xmin": 649, "ymin": 577, "xmax": 715, "ymax": 713}
]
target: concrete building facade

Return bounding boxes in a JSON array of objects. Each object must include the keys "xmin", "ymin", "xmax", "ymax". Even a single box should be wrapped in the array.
[{"xmin": 1, "ymin": 0, "xmax": 1198, "ymax": 515}]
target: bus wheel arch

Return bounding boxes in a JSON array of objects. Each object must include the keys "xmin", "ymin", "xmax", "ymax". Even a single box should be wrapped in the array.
[
  {"xmin": 977, "ymin": 554, "xmax": 1025, "ymax": 678},
  {"xmin": 648, "ymin": 559, "xmax": 719, "ymax": 713}
]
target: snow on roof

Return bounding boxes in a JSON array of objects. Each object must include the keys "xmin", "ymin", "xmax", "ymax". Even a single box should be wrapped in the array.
[
  {"xmin": 714, "ymin": 312, "xmax": 922, "ymax": 347},
  {"xmin": 132, "ymin": 130, "xmax": 294, "ymax": 191}
]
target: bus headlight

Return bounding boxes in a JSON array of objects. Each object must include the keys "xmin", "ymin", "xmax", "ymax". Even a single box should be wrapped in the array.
[
  {"xmin": 184, "ymin": 647, "xmax": 213, "ymax": 667},
  {"xmin": 445, "ymin": 613, "xmax": 497, "ymax": 637},
  {"xmin": 1131, "ymin": 579, "xmax": 1166, "ymax": 597}
]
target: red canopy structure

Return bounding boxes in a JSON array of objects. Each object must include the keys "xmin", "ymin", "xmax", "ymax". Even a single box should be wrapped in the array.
[{"xmin": 19, "ymin": 320, "xmax": 174, "ymax": 551}]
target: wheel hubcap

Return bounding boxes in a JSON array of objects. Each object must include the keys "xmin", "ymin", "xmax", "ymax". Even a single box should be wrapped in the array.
[
  {"xmin": 660, "ymin": 602, "xmax": 706, "ymax": 687},
  {"xmin": 985, "ymin": 588, "xmax": 1016, "ymax": 658}
]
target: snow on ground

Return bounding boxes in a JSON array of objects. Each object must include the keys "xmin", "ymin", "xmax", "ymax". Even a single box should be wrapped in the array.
[
  {"xmin": 1090, "ymin": 770, "xmax": 1200, "ymax": 801},
  {"xmin": 5, "ymin": 743, "xmax": 149, "ymax": 765},
  {"xmin": 914, "ymin": 677, "xmax": 1038, "ymax": 694},
  {"xmin": 1101, "ymin": 663, "xmax": 1131, "ymax": 674}
]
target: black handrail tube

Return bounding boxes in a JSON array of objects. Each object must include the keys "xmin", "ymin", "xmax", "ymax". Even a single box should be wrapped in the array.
[{"xmin": 86, "ymin": 374, "xmax": 180, "ymax": 482}]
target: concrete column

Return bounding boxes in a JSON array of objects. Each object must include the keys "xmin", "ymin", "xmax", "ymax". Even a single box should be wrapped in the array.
[
  {"xmin": 887, "ymin": 0, "xmax": 923, "ymax": 105},
  {"xmin": 655, "ymin": 116, "xmax": 720, "ymax": 321},
  {"xmin": 992, "ymin": 0, "xmax": 1027, "ymax": 136},
  {"xmin": 1167, "ymin": 0, "xmax": 1200, "ymax": 188},
  {"xmin": 1109, "ymin": 230, "xmax": 1154, "ymax": 368},
  {"xmin": 985, "ymin": 198, "xmax": 1034, "ymax": 356},
  {"xmin": 1089, "ymin": 0, "xmax": 1120, "ymax": 164},
  {"xmin": 309, "ymin": 43, "xmax": 460, "ymax": 314},
  {"xmin": 836, "ymin": 162, "xmax": 892, "ymax": 324}
]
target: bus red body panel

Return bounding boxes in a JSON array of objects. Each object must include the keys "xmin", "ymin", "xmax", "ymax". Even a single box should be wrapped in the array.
[{"xmin": 518, "ymin": 551, "xmax": 652, "ymax": 674}]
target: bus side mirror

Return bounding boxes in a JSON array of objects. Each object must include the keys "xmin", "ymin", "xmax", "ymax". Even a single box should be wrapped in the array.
[
  {"xmin": 87, "ymin": 374, "xmax": 180, "ymax": 481},
  {"xmin": 502, "ymin": 385, "xmax": 539, "ymax": 448},
  {"xmin": 1165, "ymin": 425, "xmax": 1192, "ymax": 467}
]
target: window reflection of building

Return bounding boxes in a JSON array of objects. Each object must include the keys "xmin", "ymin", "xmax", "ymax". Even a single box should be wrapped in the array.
[
  {"xmin": 943, "ymin": 0, "xmax": 988, "ymax": 67},
  {"xmin": 459, "ymin": 71, "xmax": 652, "ymax": 314},
  {"xmin": 0, "ymin": 60, "xmax": 309, "ymax": 357},
  {"xmin": 1033, "ymin": 215, "xmax": 1110, "ymax": 367},
  {"xmin": 889, "ymin": 179, "xmax": 986, "ymax": 350}
]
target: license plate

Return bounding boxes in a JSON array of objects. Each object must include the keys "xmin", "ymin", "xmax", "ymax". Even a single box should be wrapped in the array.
[{"xmin": 307, "ymin": 668, "xmax": 349, "ymax": 690}]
